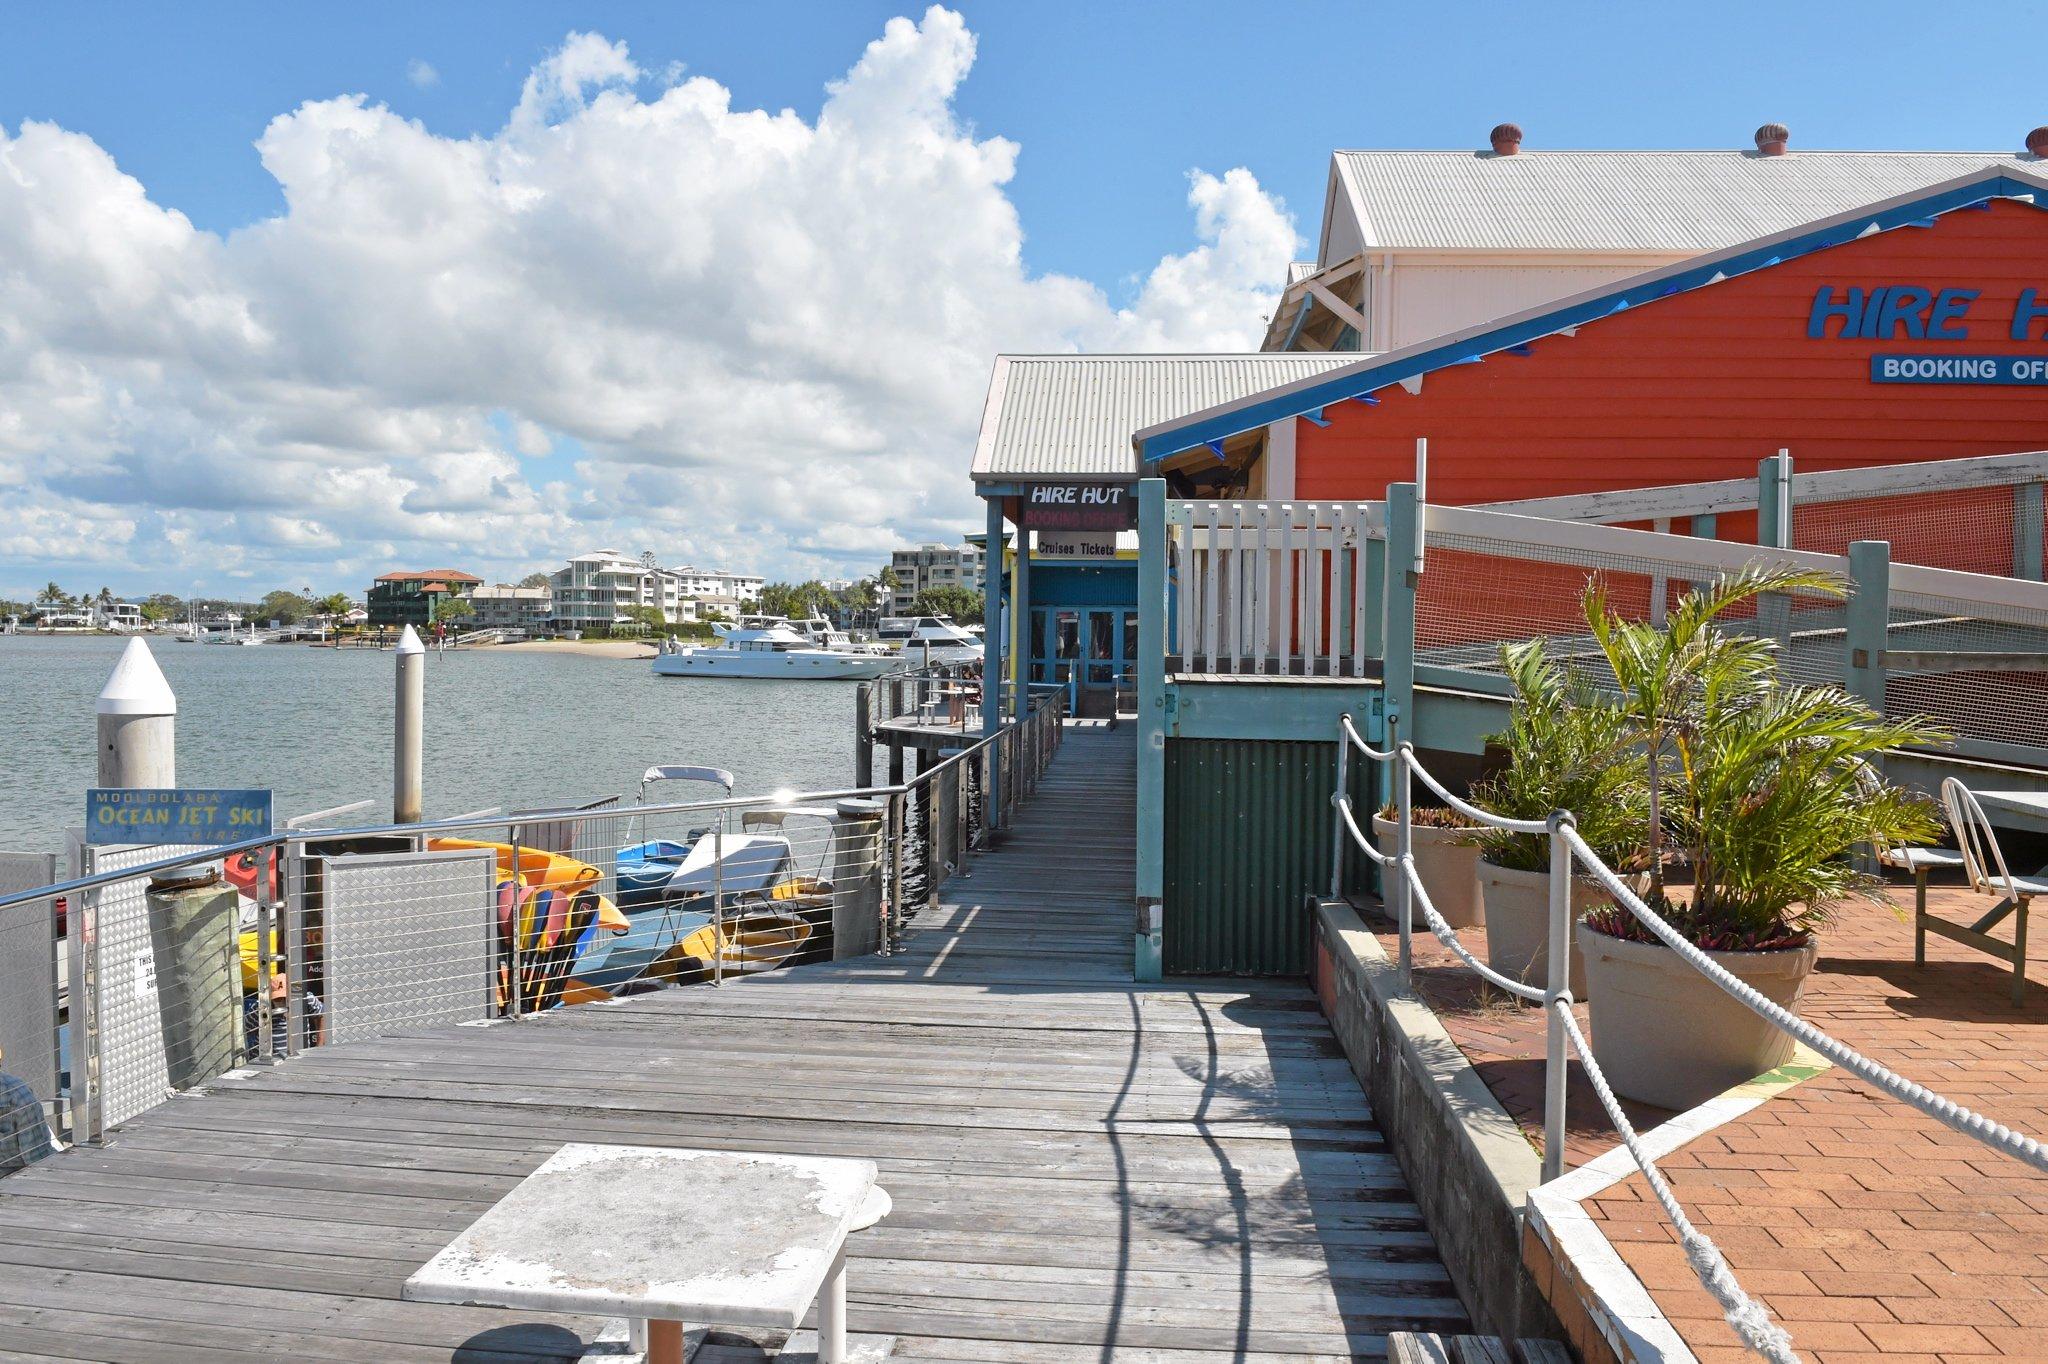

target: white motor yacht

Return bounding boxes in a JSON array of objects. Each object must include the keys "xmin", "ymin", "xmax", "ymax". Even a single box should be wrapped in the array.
[
  {"xmin": 877, "ymin": 614, "xmax": 983, "ymax": 666},
  {"xmin": 653, "ymin": 621, "xmax": 907, "ymax": 680}
]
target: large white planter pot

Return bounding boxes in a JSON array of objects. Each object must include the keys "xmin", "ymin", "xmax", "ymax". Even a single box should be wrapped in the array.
[
  {"xmin": 1477, "ymin": 859, "xmax": 1613, "ymax": 998},
  {"xmin": 1373, "ymin": 816, "xmax": 1484, "ymax": 929},
  {"xmin": 1578, "ymin": 923, "xmax": 1819, "ymax": 1112}
]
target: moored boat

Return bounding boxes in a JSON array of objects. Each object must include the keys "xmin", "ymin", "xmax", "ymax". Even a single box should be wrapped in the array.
[{"xmin": 653, "ymin": 620, "xmax": 906, "ymax": 679}]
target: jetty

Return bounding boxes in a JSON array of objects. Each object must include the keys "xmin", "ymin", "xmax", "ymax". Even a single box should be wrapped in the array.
[{"xmin": 0, "ymin": 723, "xmax": 1463, "ymax": 1361}]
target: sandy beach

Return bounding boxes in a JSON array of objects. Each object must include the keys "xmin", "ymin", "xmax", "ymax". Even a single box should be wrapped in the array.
[{"xmin": 489, "ymin": 638, "xmax": 657, "ymax": 659}]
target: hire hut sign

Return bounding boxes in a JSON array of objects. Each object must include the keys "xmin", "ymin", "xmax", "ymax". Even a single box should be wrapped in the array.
[
  {"xmin": 1020, "ymin": 482, "xmax": 1135, "ymax": 531},
  {"xmin": 86, "ymin": 788, "xmax": 274, "ymax": 846},
  {"xmin": 1809, "ymin": 283, "xmax": 2048, "ymax": 385}
]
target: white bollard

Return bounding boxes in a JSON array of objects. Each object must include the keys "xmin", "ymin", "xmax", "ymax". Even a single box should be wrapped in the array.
[
  {"xmin": 97, "ymin": 637, "xmax": 176, "ymax": 788},
  {"xmin": 394, "ymin": 625, "xmax": 425, "ymax": 823}
]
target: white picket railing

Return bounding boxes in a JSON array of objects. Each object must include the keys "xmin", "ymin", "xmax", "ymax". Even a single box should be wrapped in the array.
[{"xmin": 1166, "ymin": 499, "xmax": 1383, "ymax": 676}]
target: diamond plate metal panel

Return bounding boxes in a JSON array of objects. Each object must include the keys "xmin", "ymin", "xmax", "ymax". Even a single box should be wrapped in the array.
[
  {"xmin": 0, "ymin": 853, "xmax": 59, "ymax": 1129},
  {"xmin": 320, "ymin": 849, "xmax": 494, "ymax": 1045}
]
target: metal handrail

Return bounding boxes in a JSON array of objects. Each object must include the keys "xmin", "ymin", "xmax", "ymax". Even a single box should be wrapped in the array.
[{"xmin": 0, "ymin": 688, "xmax": 1066, "ymax": 917}]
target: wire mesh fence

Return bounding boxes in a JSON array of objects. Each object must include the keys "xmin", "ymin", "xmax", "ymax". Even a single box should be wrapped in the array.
[
  {"xmin": 0, "ymin": 689, "xmax": 1065, "ymax": 1154},
  {"xmin": 1792, "ymin": 481, "xmax": 2029, "ymax": 576},
  {"xmin": 1412, "ymin": 529, "xmax": 1847, "ymax": 691},
  {"xmin": 1884, "ymin": 586, "xmax": 2048, "ymax": 752}
]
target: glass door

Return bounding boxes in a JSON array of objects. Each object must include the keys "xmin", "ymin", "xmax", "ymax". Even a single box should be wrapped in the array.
[{"xmin": 1031, "ymin": 607, "xmax": 1137, "ymax": 717}]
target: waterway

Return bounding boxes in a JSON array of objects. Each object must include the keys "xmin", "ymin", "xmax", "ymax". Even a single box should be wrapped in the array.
[{"xmin": 0, "ymin": 635, "xmax": 858, "ymax": 854}]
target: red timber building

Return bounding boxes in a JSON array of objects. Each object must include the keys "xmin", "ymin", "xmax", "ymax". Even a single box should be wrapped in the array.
[{"xmin": 1110, "ymin": 161, "xmax": 2048, "ymax": 978}]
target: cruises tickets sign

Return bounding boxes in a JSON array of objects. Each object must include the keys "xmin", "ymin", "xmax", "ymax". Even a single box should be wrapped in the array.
[
  {"xmin": 1020, "ymin": 482, "xmax": 1135, "ymax": 531},
  {"xmin": 1810, "ymin": 284, "xmax": 2048, "ymax": 385},
  {"xmin": 86, "ymin": 788, "xmax": 273, "ymax": 846}
]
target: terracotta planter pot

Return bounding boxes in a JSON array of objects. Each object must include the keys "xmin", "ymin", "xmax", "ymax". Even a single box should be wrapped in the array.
[
  {"xmin": 1373, "ymin": 816, "xmax": 1484, "ymax": 929},
  {"xmin": 1578, "ymin": 923, "xmax": 1819, "ymax": 1112},
  {"xmin": 1476, "ymin": 859, "xmax": 1616, "ymax": 998}
]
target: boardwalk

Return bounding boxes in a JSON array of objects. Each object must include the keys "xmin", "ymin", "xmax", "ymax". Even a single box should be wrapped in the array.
[{"xmin": 0, "ymin": 724, "xmax": 1464, "ymax": 1362}]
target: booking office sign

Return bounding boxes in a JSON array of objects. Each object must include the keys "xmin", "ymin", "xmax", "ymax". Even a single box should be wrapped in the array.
[
  {"xmin": 1809, "ymin": 282, "xmax": 2048, "ymax": 384},
  {"xmin": 85, "ymin": 788, "xmax": 273, "ymax": 846}
]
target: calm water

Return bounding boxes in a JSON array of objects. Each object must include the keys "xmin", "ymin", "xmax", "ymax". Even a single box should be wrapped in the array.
[{"xmin": 0, "ymin": 635, "xmax": 857, "ymax": 854}]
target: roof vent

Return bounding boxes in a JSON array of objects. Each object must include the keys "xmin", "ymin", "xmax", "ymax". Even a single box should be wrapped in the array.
[
  {"xmin": 1754, "ymin": 123, "xmax": 1790, "ymax": 156},
  {"xmin": 2027, "ymin": 127, "xmax": 2048, "ymax": 158},
  {"xmin": 1488, "ymin": 122, "xmax": 1523, "ymax": 156}
]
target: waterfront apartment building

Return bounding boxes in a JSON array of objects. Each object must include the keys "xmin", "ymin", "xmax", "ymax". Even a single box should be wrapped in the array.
[
  {"xmin": 885, "ymin": 542, "xmax": 984, "ymax": 614},
  {"xmin": 546, "ymin": 552, "xmax": 761, "ymax": 629},
  {"xmin": 469, "ymin": 584, "xmax": 552, "ymax": 631},
  {"xmin": 366, "ymin": 569, "xmax": 482, "ymax": 628},
  {"xmin": 670, "ymin": 566, "xmax": 764, "ymax": 604}
]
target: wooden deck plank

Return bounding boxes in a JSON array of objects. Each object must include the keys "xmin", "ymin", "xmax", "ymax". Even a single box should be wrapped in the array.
[{"xmin": 0, "ymin": 725, "xmax": 1466, "ymax": 1360}]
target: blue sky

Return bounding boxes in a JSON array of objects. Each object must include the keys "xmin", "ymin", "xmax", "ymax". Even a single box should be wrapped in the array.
[
  {"xmin": 5, "ymin": 2, "xmax": 2037, "ymax": 296},
  {"xmin": 0, "ymin": 3, "xmax": 2037, "ymax": 601}
]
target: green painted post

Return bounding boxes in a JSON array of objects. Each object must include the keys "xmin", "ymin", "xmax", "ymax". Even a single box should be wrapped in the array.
[
  {"xmin": 2015, "ymin": 483, "xmax": 2045, "ymax": 581},
  {"xmin": 1013, "ymin": 526, "xmax": 1033, "ymax": 720},
  {"xmin": 1757, "ymin": 450, "xmax": 1793, "ymax": 548},
  {"xmin": 1361, "ymin": 533, "xmax": 1386, "ymax": 660},
  {"xmin": 1382, "ymin": 484, "xmax": 1419, "ymax": 813},
  {"xmin": 982, "ymin": 498, "xmax": 1005, "ymax": 830},
  {"xmin": 1135, "ymin": 478, "xmax": 1168, "ymax": 982},
  {"xmin": 1845, "ymin": 540, "xmax": 1891, "ymax": 712},
  {"xmin": 1691, "ymin": 512, "xmax": 1718, "ymax": 539}
]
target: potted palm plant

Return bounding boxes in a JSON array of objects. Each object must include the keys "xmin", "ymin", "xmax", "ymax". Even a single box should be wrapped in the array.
[
  {"xmin": 1374, "ymin": 803, "xmax": 1485, "ymax": 927},
  {"xmin": 1470, "ymin": 640, "xmax": 1649, "ymax": 997},
  {"xmin": 1575, "ymin": 566, "xmax": 1947, "ymax": 1110}
]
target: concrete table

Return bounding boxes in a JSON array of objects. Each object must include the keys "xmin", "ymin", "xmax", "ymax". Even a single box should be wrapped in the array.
[
  {"xmin": 1976, "ymin": 789, "xmax": 2048, "ymax": 835},
  {"xmin": 404, "ymin": 1143, "xmax": 889, "ymax": 1364}
]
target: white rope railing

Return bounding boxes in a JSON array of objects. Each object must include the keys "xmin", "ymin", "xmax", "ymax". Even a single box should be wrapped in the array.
[
  {"xmin": 1327, "ymin": 709, "xmax": 2048, "ymax": 1360},
  {"xmin": 1561, "ymin": 825, "xmax": 2048, "ymax": 1175},
  {"xmin": 1331, "ymin": 718, "xmax": 1796, "ymax": 1353},
  {"xmin": 1549, "ymin": 1001, "xmax": 1798, "ymax": 1362}
]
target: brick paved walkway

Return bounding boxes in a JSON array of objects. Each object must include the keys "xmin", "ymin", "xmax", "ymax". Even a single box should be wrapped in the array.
[{"xmin": 1368, "ymin": 883, "xmax": 2048, "ymax": 1360}]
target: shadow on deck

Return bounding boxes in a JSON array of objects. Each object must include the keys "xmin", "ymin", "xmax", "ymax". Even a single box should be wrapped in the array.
[{"xmin": 0, "ymin": 723, "xmax": 1465, "ymax": 1362}]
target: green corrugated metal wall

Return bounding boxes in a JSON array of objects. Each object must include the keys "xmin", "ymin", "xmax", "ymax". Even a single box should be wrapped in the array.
[{"xmin": 1162, "ymin": 739, "xmax": 1375, "ymax": 975}]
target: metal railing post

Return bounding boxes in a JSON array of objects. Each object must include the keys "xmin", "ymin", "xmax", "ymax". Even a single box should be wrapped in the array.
[
  {"xmin": 1330, "ymin": 715, "xmax": 1351, "ymax": 901},
  {"xmin": 254, "ymin": 844, "xmax": 276, "ymax": 1062},
  {"xmin": 712, "ymin": 816, "xmax": 726, "ymax": 985},
  {"xmin": 1394, "ymin": 720, "xmax": 1412, "ymax": 984},
  {"xmin": 1542, "ymin": 811, "xmax": 1574, "ymax": 1186},
  {"xmin": 284, "ymin": 845, "xmax": 306, "ymax": 1058},
  {"xmin": 507, "ymin": 830, "xmax": 524, "ymax": 1017},
  {"xmin": 65, "ymin": 875, "xmax": 94, "ymax": 1144},
  {"xmin": 887, "ymin": 792, "xmax": 905, "ymax": 954}
]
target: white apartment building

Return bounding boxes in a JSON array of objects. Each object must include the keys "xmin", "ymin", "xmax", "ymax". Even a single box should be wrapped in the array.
[
  {"xmin": 669, "ymin": 566, "xmax": 763, "ymax": 604},
  {"xmin": 547, "ymin": 551, "xmax": 762, "ymax": 628},
  {"xmin": 886, "ymin": 542, "xmax": 984, "ymax": 615}
]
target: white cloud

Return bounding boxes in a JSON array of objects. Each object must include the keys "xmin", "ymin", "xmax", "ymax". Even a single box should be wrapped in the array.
[
  {"xmin": 0, "ymin": 6, "xmax": 1296, "ymax": 599},
  {"xmin": 406, "ymin": 58, "xmax": 439, "ymax": 90}
]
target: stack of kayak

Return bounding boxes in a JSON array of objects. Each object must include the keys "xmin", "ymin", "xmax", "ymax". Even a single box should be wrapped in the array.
[{"xmin": 427, "ymin": 839, "xmax": 628, "ymax": 1013}]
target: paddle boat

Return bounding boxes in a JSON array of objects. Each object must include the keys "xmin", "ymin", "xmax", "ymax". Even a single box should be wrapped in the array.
[{"xmin": 572, "ymin": 766, "xmax": 817, "ymax": 995}]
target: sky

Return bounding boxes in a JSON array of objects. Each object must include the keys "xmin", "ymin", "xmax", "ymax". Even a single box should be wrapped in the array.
[{"xmin": 0, "ymin": 2, "xmax": 2040, "ymax": 602}]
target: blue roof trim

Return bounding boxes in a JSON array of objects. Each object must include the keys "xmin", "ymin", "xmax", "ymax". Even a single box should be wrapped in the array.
[{"xmin": 1139, "ymin": 173, "xmax": 2047, "ymax": 463}]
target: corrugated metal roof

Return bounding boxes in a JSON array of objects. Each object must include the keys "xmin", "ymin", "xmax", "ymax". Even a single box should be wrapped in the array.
[
  {"xmin": 1335, "ymin": 150, "xmax": 2029, "ymax": 253},
  {"xmin": 971, "ymin": 354, "xmax": 1363, "ymax": 482},
  {"xmin": 1285, "ymin": 261, "xmax": 1319, "ymax": 285},
  {"xmin": 1140, "ymin": 163, "xmax": 2048, "ymax": 461}
]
